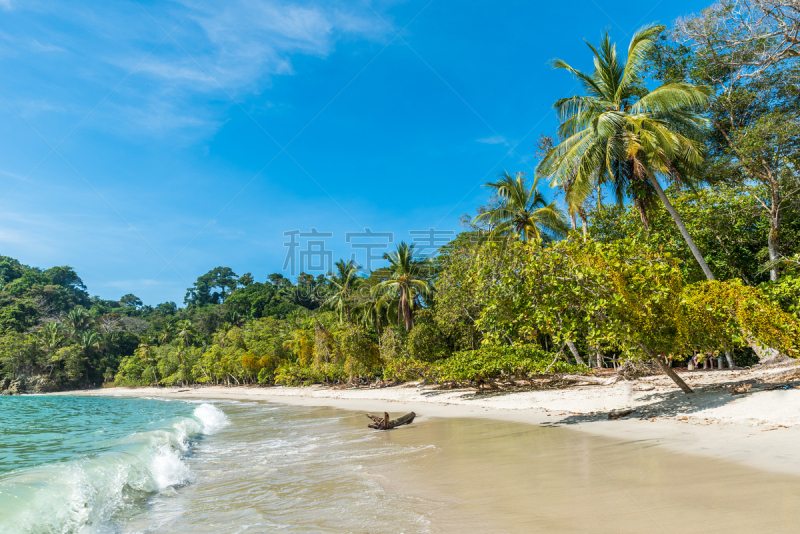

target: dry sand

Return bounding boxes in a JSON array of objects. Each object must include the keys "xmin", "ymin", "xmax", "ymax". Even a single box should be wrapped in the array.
[{"xmin": 61, "ymin": 365, "xmax": 800, "ymax": 476}]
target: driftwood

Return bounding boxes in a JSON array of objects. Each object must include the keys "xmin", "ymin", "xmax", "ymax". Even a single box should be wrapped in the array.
[
  {"xmin": 366, "ymin": 411, "xmax": 416, "ymax": 430},
  {"xmin": 562, "ymin": 374, "xmax": 620, "ymax": 386}
]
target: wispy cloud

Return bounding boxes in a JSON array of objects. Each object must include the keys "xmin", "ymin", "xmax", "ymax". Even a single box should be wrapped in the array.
[
  {"xmin": 476, "ymin": 135, "xmax": 508, "ymax": 145},
  {"xmin": 0, "ymin": 1, "xmax": 391, "ymax": 138}
]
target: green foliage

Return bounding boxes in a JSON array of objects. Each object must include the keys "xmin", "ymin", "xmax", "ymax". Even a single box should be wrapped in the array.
[
  {"xmin": 0, "ymin": 298, "xmax": 40, "ymax": 333},
  {"xmin": 406, "ymin": 310, "xmax": 449, "ymax": 362},
  {"xmin": 383, "ymin": 357, "xmax": 432, "ymax": 382},
  {"xmin": 379, "ymin": 327, "xmax": 408, "ymax": 361},
  {"xmin": 274, "ymin": 362, "xmax": 331, "ymax": 386},
  {"xmin": 434, "ymin": 345, "xmax": 586, "ymax": 383},
  {"xmin": 340, "ymin": 324, "xmax": 382, "ymax": 378}
]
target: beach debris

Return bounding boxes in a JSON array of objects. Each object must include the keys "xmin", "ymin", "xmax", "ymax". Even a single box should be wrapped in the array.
[
  {"xmin": 765, "ymin": 383, "xmax": 796, "ymax": 391},
  {"xmin": 562, "ymin": 375, "xmax": 620, "ymax": 386},
  {"xmin": 607, "ymin": 408, "xmax": 635, "ymax": 420},
  {"xmin": 366, "ymin": 411, "xmax": 416, "ymax": 430},
  {"xmin": 728, "ymin": 383, "xmax": 752, "ymax": 395}
]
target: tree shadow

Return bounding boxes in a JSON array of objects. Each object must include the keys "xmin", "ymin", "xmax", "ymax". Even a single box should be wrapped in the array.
[{"xmin": 546, "ymin": 381, "xmax": 772, "ymax": 426}]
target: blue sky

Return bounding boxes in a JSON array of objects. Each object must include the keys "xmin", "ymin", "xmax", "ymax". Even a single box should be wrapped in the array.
[{"xmin": 0, "ymin": 0, "xmax": 708, "ymax": 306}]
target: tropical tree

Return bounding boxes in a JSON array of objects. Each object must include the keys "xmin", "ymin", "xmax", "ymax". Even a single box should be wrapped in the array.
[
  {"xmin": 538, "ymin": 24, "xmax": 716, "ymax": 280},
  {"xmin": 372, "ymin": 242, "xmax": 432, "ymax": 331},
  {"xmin": 135, "ymin": 341, "xmax": 159, "ymax": 385},
  {"xmin": 175, "ymin": 320, "xmax": 196, "ymax": 386},
  {"xmin": 64, "ymin": 307, "xmax": 93, "ymax": 333},
  {"xmin": 473, "ymin": 171, "xmax": 569, "ymax": 243},
  {"xmin": 324, "ymin": 259, "xmax": 361, "ymax": 322}
]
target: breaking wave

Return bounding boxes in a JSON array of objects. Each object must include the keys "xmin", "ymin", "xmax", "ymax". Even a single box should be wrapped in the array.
[{"xmin": 0, "ymin": 403, "xmax": 228, "ymax": 534}]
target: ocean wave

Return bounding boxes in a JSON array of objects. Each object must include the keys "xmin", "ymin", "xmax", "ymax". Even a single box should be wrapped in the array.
[{"xmin": 0, "ymin": 403, "xmax": 228, "ymax": 534}]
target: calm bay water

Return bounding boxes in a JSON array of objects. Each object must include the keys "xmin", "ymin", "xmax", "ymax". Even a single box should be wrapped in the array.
[{"xmin": 4, "ymin": 395, "xmax": 800, "ymax": 533}]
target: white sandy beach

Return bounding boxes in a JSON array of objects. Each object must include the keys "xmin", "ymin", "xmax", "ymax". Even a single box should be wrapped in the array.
[{"xmin": 61, "ymin": 365, "xmax": 800, "ymax": 477}]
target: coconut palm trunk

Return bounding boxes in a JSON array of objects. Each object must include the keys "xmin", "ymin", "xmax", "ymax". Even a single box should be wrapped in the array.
[{"xmin": 646, "ymin": 171, "xmax": 715, "ymax": 281}]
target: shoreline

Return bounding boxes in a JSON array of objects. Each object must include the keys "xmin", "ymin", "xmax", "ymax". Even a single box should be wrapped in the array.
[{"xmin": 56, "ymin": 366, "xmax": 800, "ymax": 478}]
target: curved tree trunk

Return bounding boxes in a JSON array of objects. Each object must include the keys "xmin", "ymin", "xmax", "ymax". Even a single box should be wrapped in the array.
[
  {"xmin": 647, "ymin": 172, "xmax": 715, "ymax": 281},
  {"xmin": 565, "ymin": 340, "xmax": 586, "ymax": 365},
  {"xmin": 654, "ymin": 354, "xmax": 693, "ymax": 394}
]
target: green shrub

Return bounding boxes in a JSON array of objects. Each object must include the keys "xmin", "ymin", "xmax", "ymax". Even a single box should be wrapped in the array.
[
  {"xmin": 274, "ymin": 362, "xmax": 327, "ymax": 386},
  {"xmin": 379, "ymin": 327, "xmax": 408, "ymax": 361},
  {"xmin": 407, "ymin": 311, "xmax": 449, "ymax": 362},
  {"xmin": 340, "ymin": 325, "xmax": 382, "ymax": 378},
  {"xmin": 383, "ymin": 357, "xmax": 433, "ymax": 382},
  {"xmin": 433, "ymin": 344, "xmax": 588, "ymax": 383}
]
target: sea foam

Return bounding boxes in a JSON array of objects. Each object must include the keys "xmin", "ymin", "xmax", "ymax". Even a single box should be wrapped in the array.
[{"xmin": 0, "ymin": 402, "xmax": 227, "ymax": 534}]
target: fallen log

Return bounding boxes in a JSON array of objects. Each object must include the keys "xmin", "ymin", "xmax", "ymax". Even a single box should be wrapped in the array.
[
  {"xmin": 366, "ymin": 411, "xmax": 416, "ymax": 430},
  {"xmin": 561, "ymin": 375, "xmax": 620, "ymax": 386}
]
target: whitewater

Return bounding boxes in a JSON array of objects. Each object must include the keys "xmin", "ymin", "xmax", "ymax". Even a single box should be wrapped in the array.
[{"xmin": 0, "ymin": 396, "xmax": 229, "ymax": 534}]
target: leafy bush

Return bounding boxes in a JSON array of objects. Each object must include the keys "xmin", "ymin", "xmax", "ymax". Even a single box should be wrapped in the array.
[
  {"xmin": 274, "ymin": 362, "xmax": 327, "ymax": 386},
  {"xmin": 383, "ymin": 357, "xmax": 433, "ymax": 382},
  {"xmin": 433, "ymin": 344, "xmax": 588, "ymax": 383},
  {"xmin": 407, "ymin": 310, "xmax": 449, "ymax": 362},
  {"xmin": 340, "ymin": 325, "xmax": 382, "ymax": 378},
  {"xmin": 379, "ymin": 327, "xmax": 408, "ymax": 361}
]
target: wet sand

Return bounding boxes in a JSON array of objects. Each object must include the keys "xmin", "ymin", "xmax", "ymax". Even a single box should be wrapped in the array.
[{"xmin": 368, "ymin": 417, "xmax": 800, "ymax": 533}]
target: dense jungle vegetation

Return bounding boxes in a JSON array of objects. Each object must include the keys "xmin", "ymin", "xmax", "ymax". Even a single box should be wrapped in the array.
[{"xmin": 1, "ymin": 1, "xmax": 799, "ymax": 394}]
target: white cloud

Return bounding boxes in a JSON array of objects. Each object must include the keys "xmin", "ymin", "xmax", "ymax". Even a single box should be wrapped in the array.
[
  {"xmin": 0, "ymin": 1, "xmax": 390, "ymax": 137},
  {"xmin": 126, "ymin": 1, "xmax": 388, "ymax": 94},
  {"xmin": 476, "ymin": 135, "xmax": 508, "ymax": 145}
]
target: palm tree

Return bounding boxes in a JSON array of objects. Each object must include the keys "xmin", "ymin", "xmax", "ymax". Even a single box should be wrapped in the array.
[
  {"xmin": 473, "ymin": 171, "xmax": 570, "ymax": 243},
  {"xmin": 538, "ymin": 24, "xmax": 716, "ymax": 280},
  {"xmin": 353, "ymin": 294, "xmax": 388, "ymax": 338},
  {"xmin": 372, "ymin": 242, "xmax": 432, "ymax": 331},
  {"xmin": 175, "ymin": 320, "xmax": 195, "ymax": 386},
  {"xmin": 78, "ymin": 331, "xmax": 100, "ymax": 375},
  {"xmin": 324, "ymin": 259, "xmax": 361, "ymax": 322},
  {"xmin": 64, "ymin": 308, "xmax": 93, "ymax": 333}
]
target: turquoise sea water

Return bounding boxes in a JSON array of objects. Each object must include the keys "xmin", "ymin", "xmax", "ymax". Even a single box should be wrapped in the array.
[
  {"xmin": 0, "ymin": 395, "xmax": 434, "ymax": 534},
  {"xmin": 0, "ymin": 396, "xmax": 230, "ymax": 534}
]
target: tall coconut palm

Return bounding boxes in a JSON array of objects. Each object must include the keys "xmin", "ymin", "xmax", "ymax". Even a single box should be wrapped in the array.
[
  {"xmin": 324, "ymin": 259, "xmax": 361, "ymax": 323},
  {"xmin": 538, "ymin": 24, "xmax": 716, "ymax": 280},
  {"xmin": 473, "ymin": 171, "xmax": 570, "ymax": 243},
  {"xmin": 372, "ymin": 242, "xmax": 432, "ymax": 331}
]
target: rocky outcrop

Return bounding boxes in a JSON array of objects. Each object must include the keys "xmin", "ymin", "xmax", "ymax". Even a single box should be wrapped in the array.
[{"xmin": 0, "ymin": 375, "xmax": 60, "ymax": 395}]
